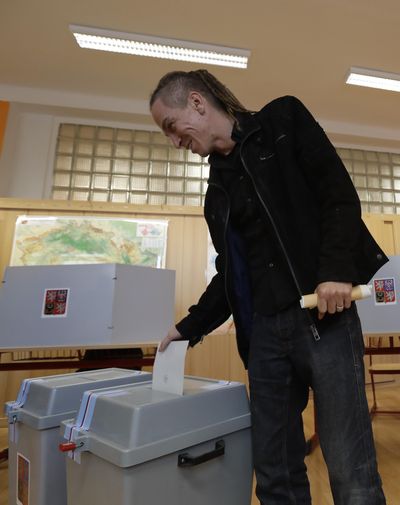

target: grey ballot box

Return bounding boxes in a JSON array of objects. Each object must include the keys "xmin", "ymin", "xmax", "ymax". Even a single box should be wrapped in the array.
[
  {"xmin": 62, "ymin": 377, "xmax": 253, "ymax": 505},
  {"xmin": 5, "ymin": 368, "xmax": 151, "ymax": 505},
  {"xmin": 0, "ymin": 263, "xmax": 175, "ymax": 348}
]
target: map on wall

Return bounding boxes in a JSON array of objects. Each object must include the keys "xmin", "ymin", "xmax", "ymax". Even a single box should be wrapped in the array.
[{"xmin": 10, "ymin": 216, "xmax": 168, "ymax": 268}]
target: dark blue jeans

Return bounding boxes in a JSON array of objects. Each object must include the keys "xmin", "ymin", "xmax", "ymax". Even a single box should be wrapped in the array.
[{"xmin": 248, "ymin": 303, "xmax": 386, "ymax": 505}]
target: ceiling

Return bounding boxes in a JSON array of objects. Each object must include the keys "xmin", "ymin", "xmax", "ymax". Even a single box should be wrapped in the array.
[{"xmin": 1, "ymin": 0, "xmax": 399, "ymax": 150}]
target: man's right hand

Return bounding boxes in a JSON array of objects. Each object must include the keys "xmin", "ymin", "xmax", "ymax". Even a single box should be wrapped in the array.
[{"xmin": 159, "ymin": 326, "xmax": 183, "ymax": 352}]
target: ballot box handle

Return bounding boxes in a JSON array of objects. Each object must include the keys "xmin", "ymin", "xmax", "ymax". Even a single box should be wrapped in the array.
[{"xmin": 178, "ymin": 439, "xmax": 225, "ymax": 467}]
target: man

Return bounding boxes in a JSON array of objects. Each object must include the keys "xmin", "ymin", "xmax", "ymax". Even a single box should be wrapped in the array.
[{"xmin": 150, "ymin": 69, "xmax": 387, "ymax": 504}]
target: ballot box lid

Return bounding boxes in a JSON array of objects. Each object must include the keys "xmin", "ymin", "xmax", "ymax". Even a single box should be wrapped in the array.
[
  {"xmin": 61, "ymin": 376, "xmax": 251, "ymax": 468},
  {"xmin": 5, "ymin": 368, "xmax": 151, "ymax": 429}
]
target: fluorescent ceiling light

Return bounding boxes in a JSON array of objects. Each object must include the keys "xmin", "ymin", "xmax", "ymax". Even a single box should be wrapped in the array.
[
  {"xmin": 69, "ymin": 25, "xmax": 250, "ymax": 69},
  {"xmin": 346, "ymin": 67, "xmax": 400, "ymax": 93}
]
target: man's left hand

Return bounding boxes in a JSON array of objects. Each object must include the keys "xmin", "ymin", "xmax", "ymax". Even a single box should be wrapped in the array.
[{"xmin": 315, "ymin": 281, "xmax": 352, "ymax": 320}]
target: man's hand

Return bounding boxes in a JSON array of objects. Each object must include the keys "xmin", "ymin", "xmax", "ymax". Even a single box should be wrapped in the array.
[
  {"xmin": 159, "ymin": 326, "xmax": 183, "ymax": 352},
  {"xmin": 315, "ymin": 281, "xmax": 352, "ymax": 320}
]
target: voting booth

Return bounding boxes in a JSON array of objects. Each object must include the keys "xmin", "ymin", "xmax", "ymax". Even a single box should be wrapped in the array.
[
  {"xmin": 0, "ymin": 263, "xmax": 175, "ymax": 348},
  {"xmin": 5, "ymin": 368, "xmax": 151, "ymax": 505},
  {"xmin": 61, "ymin": 377, "xmax": 253, "ymax": 505},
  {"xmin": 356, "ymin": 255, "xmax": 400, "ymax": 333}
]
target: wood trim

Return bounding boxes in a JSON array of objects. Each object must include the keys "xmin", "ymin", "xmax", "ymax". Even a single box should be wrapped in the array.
[{"xmin": 0, "ymin": 197, "xmax": 204, "ymax": 217}]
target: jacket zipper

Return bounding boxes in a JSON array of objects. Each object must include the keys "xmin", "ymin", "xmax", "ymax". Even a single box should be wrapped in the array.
[{"xmin": 239, "ymin": 128, "xmax": 320, "ymax": 341}]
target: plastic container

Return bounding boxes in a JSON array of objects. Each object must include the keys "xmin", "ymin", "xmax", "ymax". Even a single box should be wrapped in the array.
[
  {"xmin": 61, "ymin": 376, "xmax": 253, "ymax": 505},
  {"xmin": 6, "ymin": 368, "xmax": 151, "ymax": 505}
]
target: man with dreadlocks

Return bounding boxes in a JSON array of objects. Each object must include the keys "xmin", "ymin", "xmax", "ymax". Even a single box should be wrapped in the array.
[{"xmin": 150, "ymin": 69, "xmax": 387, "ymax": 505}]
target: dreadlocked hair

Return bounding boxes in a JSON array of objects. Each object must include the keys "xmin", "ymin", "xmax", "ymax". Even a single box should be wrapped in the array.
[{"xmin": 149, "ymin": 69, "xmax": 249, "ymax": 122}]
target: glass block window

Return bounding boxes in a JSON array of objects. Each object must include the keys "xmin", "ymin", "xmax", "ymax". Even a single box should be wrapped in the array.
[
  {"xmin": 336, "ymin": 148, "xmax": 400, "ymax": 215},
  {"xmin": 52, "ymin": 124, "xmax": 209, "ymax": 205},
  {"xmin": 52, "ymin": 124, "xmax": 400, "ymax": 214}
]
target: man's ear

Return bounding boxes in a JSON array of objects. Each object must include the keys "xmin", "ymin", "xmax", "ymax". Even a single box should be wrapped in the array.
[{"xmin": 188, "ymin": 91, "xmax": 206, "ymax": 114}]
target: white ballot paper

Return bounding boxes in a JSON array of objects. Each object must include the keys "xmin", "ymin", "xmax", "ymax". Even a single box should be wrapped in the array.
[{"xmin": 152, "ymin": 341, "xmax": 188, "ymax": 395}]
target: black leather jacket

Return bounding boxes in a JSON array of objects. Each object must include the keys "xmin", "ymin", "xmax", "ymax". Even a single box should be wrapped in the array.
[{"xmin": 176, "ymin": 96, "xmax": 388, "ymax": 366}]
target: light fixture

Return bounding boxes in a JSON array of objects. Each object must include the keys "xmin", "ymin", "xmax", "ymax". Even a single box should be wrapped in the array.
[
  {"xmin": 69, "ymin": 25, "xmax": 250, "ymax": 69},
  {"xmin": 346, "ymin": 67, "xmax": 400, "ymax": 93}
]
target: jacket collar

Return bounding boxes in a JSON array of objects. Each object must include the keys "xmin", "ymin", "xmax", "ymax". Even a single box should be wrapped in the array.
[
  {"xmin": 234, "ymin": 110, "xmax": 262, "ymax": 139},
  {"xmin": 207, "ymin": 111, "xmax": 262, "ymax": 184}
]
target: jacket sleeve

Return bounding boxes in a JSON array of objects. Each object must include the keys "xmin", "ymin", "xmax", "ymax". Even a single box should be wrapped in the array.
[
  {"xmin": 176, "ymin": 252, "xmax": 232, "ymax": 347},
  {"xmin": 283, "ymin": 96, "xmax": 363, "ymax": 284}
]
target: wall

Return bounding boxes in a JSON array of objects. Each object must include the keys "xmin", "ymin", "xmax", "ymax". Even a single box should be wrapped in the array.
[
  {"xmin": 0, "ymin": 102, "xmax": 13, "ymax": 195},
  {"xmin": 1, "ymin": 106, "xmax": 56, "ymax": 198},
  {"xmin": 0, "ymin": 102, "xmax": 156, "ymax": 199},
  {"xmin": 0, "ymin": 102, "xmax": 9, "ymax": 156},
  {"xmin": 1, "ymin": 100, "xmax": 400, "ymax": 201}
]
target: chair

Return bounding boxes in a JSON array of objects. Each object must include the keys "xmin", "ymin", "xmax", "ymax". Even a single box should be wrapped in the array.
[{"xmin": 367, "ymin": 335, "xmax": 400, "ymax": 416}]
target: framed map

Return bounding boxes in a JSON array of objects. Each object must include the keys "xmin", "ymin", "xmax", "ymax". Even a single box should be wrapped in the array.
[{"xmin": 10, "ymin": 216, "xmax": 168, "ymax": 268}]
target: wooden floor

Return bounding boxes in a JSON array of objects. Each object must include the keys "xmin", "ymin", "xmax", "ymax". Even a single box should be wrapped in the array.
[
  {"xmin": 301, "ymin": 381, "xmax": 399, "ymax": 505},
  {"xmin": 0, "ymin": 382, "xmax": 398, "ymax": 505}
]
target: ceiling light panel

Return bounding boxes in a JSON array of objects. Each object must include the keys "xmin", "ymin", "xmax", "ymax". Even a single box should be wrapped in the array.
[
  {"xmin": 70, "ymin": 25, "xmax": 250, "ymax": 69},
  {"xmin": 346, "ymin": 67, "xmax": 400, "ymax": 93}
]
